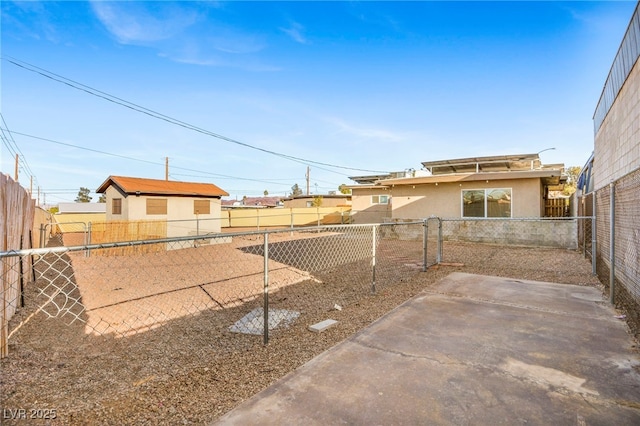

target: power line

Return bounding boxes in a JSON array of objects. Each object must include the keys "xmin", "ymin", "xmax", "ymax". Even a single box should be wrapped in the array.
[
  {"xmin": 0, "ymin": 113, "xmax": 38, "ymax": 186},
  {"xmin": 4, "ymin": 56, "xmax": 389, "ymax": 175},
  {"xmin": 4, "ymin": 129, "xmax": 341, "ymax": 189}
]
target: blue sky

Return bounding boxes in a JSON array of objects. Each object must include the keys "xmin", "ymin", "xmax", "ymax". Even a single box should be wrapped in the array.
[{"xmin": 1, "ymin": 1, "xmax": 637, "ymax": 204}]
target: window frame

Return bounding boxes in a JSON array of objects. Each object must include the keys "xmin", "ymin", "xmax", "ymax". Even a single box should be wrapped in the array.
[
  {"xmin": 112, "ymin": 198, "xmax": 122, "ymax": 215},
  {"xmin": 461, "ymin": 188, "xmax": 512, "ymax": 218},
  {"xmin": 193, "ymin": 199, "xmax": 210, "ymax": 215},
  {"xmin": 371, "ymin": 195, "xmax": 389, "ymax": 205},
  {"xmin": 146, "ymin": 198, "xmax": 168, "ymax": 215}
]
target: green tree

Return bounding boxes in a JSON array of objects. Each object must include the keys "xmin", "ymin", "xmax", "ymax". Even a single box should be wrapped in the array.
[
  {"xmin": 48, "ymin": 206, "xmax": 59, "ymax": 214},
  {"xmin": 312, "ymin": 195, "xmax": 323, "ymax": 207},
  {"xmin": 338, "ymin": 184, "xmax": 351, "ymax": 194},
  {"xmin": 291, "ymin": 183, "xmax": 303, "ymax": 197},
  {"xmin": 563, "ymin": 166, "xmax": 581, "ymax": 196},
  {"xmin": 263, "ymin": 190, "xmax": 269, "ymax": 196},
  {"xmin": 75, "ymin": 187, "xmax": 92, "ymax": 203},
  {"xmin": 98, "ymin": 194, "xmax": 106, "ymax": 203}
]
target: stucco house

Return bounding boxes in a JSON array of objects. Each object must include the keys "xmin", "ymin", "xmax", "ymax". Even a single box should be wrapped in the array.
[
  {"xmin": 96, "ymin": 176, "xmax": 229, "ymax": 237},
  {"xmin": 348, "ymin": 154, "xmax": 566, "ymax": 224}
]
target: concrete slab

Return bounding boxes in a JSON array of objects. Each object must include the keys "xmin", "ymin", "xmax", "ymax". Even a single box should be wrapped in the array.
[
  {"xmin": 308, "ymin": 319, "xmax": 338, "ymax": 333},
  {"xmin": 214, "ymin": 272, "xmax": 640, "ymax": 425}
]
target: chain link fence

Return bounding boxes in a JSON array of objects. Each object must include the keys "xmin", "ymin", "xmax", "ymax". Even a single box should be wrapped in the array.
[
  {"xmin": 3, "ymin": 215, "xmax": 603, "ymax": 358},
  {"xmin": 590, "ymin": 168, "xmax": 640, "ymax": 331},
  {"xmin": 2, "ymin": 222, "xmax": 433, "ymax": 352},
  {"xmin": 2, "ymin": 215, "xmax": 608, "ymax": 424}
]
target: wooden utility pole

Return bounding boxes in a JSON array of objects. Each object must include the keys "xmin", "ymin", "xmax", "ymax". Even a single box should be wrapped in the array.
[
  {"xmin": 14, "ymin": 154, "xmax": 18, "ymax": 180},
  {"xmin": 165, "ymin": 157, "xmax": 169, "ymax": 181},
  {"xmin": 306, "ymin": 166, "xmax": 310, "ymax": 195}
]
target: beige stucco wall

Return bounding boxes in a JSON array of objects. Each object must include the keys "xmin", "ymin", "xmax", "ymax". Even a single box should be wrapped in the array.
[
  {"xmin": 350, "ymin": 187, "xmax": 393, "ymax": 224},
  {"xmin": 594, "ymin": 59, "xmax": 640, "ymax": 191},
  {"xmin": 104, "ymin": 187, "xmax": 223, "ymax": 237},
  {"xmin": 391, "ymin": 178, "xmax": 543, "ymax": 219},
  {"xmin": 352, "ymin": 178, "xmax": 544, "ymax": 222}
]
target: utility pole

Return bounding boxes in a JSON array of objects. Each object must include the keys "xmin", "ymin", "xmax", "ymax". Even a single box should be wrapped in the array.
[
  {"xmin": 14, "ymin": 154, "xmax": 19, "ymax": 181},
  {"xmin": 165, "ymin": 157, "xmax": 169, "ymax": 181},
  {"xmin": 306, "ymin": 166, "xmax": 310, "ymax": 195}
]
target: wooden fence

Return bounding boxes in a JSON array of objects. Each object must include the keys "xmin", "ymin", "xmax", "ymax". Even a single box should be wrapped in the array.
[
  {"xmin": 545, "ymin": 198, "xmax": 570, "ymax": 217},
  {"xmin": 1, "ymin": 174, "xmax": 36, "ymax": 358},
  {"xmin": 88, "ymin": 220, "xmax": 168, "ymax": 256},
  {"xmin": 224, "ymin": 206, "xmax": 351, "ymax": 228}
]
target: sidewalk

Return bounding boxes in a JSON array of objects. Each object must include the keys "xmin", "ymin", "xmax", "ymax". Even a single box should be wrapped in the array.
[{"xmin": 215, "ymin": 272, "xmax": 640, "ymax": 425}]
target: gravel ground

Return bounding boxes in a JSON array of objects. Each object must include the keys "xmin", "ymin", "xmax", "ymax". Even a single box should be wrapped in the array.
[{"xmin": 0, "ymin": 241, "xmax": 622, "ymax": 425}]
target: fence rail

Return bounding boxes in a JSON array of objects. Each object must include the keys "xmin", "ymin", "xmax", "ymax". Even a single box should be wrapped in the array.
[
  {"xmin": 2, "ymin": 222, "xmax": 430, "ymax": 355},
  {"xmin": 2, "ymin": 216, "xmax": 595, "ymax": 358},
  {"xmin": 45, "ymin": 208, "xmax": 353, "ymax": 249}
]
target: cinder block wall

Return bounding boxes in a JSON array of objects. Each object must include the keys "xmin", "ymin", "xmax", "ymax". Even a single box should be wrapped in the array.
[
  {"xmin": 594, "ymin": 60, "xmax": 640, "ymax": 190},
  {"xmin": 442, "ymin": 219, "xmax": 578, "ymax": 249}
]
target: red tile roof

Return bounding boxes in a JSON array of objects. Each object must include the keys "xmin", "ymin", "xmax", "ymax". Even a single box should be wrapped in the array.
[{"xmin": 96, "ymin": 176, "xmax": 228, "ymax": 198}]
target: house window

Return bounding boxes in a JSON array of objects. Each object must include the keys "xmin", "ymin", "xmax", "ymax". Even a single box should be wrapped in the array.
[
  {"xmin": 112, "ymin": 198, "xmax": 122, "ymax": 215},
  {"xmin": 462, "ymin": 189, "xmax": 511, "ymax": 218},
  {"xmin": 194, "ymin": 199, "xmax": 210, "ymax": 215},
  {"xmin": 306, "ymin": 201, "xmax": 313, "ymax": 207},
  {"xmin": 371, "ymin": 195, "xmax": 389, "ymax": 205},
  {"xmin": 146, "ymin": 198, "xmax": 167, "ymax": 215}
]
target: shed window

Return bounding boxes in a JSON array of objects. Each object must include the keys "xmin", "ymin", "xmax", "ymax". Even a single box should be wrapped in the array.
[
  {"xmin": 112, "ymin": 198, "xmax": 122, "ymax": 215},
  {"xmin": 371, "ymin": 195, "xmax": 389, "ymax": 205},
  {"xmin": 146, "ymin": 198, "xmax": 167, "ymax": 215},
  {"xmin": 194, "ymin": 199, "xmax": 210, "ymax": 215},
  {"xmin": 462, "ymin": 189, "xmax": 511, "ymax": 218}
]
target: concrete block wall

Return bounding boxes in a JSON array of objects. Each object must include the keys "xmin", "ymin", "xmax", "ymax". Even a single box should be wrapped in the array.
[
  {"xmin": 442, "ymin": 219, "xmax": 578, "ymax": 249},
  {"xmin": 594, "ymin": 60, "xmax": 640, "ymax": 190},
  {"xmin": 379, "ymin": 218, "xmax": 578, "ymax": 249}
]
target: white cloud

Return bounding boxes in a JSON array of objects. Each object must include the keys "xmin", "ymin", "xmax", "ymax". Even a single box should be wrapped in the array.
[
  {"xmin": 280, "ymin": 21, "xmax": 308, "ymax": 44},
  {"xmin": 324, "ymin": 117, "xmax": 404, "ymax": 142},
  {"xmin": 89, "ymin": 1, "xmax": 275, "ymax": 71},
  {"xmin": 90, "ymin": 1, "xmax": 200, "ymax": 44}
]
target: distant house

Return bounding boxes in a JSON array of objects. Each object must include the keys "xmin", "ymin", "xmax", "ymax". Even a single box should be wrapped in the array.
[
  {"xmin": 221, "ymin": 196, "xmax": 284, "ymax": 208},
  {"xmin": 54, "ymin": 202, "xmax": 107, "ymax": 234},
  {"xmin": 96, "ymin": 176, "xmax": 229, "ymax": 237},
  {"xmin": 347, "ymin": 154, "xmax": 567, "ymax": 224},
  {"xmin": 282, "ymin": 194, "xmax": 352, "ymax": 209}
]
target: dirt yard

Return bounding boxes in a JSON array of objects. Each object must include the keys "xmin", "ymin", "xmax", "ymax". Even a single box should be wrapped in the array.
[{"xmin": 1, "ymin": 239, "xmax": 621, "ymax": 425}]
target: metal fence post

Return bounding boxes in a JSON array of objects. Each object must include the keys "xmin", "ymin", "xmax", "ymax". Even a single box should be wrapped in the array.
[
  {"xmin": 591, "ymin": 216, "xmax": 597, "ymax": 276},
  {"xmin": 422, "ymin": 219, "xmax": 428, "ymax": 272},
  {"xmin": 609, "ymin": 182, "xmax": 615, "ymax": 305},
  {"xmin": 86, "ymin": 222, "xmax": 92, "ymax": 258},
  {"xmin": 290, "ymin": 209, "xmax": 294, "ymax": 234},
  {"xmin": 263, "ymin": 232, "xmax": 269, "ymax": 344},
  {"xmin": 437, "ymin": 217, "xmax": 443, "ymax": 264},
  {"xmin": 582, "ymin": 214, "xmax": 586, "ymax": 259},
  {"xmin": 371, "ymin": 225, "xmax": 377, "ymax": 294},
  {"xmin": 39, "ymin": 224, "xmax": 46, "ymax": 248}
]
